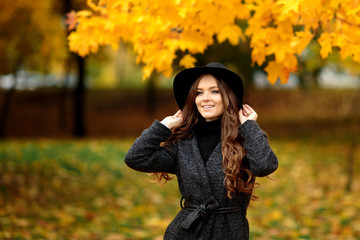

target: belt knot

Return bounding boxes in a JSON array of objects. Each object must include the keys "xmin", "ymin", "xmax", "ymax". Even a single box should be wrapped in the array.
[{"xmin": 180, "ymin": 196, "xmax": 242, "ymax": 240}]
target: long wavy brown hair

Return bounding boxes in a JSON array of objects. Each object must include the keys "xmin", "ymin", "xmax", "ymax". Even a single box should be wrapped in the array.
[{"xmin": 154, "ymin": 74, "xmax": 257, "ymax": 199}]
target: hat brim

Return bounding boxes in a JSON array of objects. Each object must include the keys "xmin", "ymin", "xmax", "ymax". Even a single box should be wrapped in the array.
[{"xmin": 173, "ymin": 65, "xmax": 243, "ymax": 110}]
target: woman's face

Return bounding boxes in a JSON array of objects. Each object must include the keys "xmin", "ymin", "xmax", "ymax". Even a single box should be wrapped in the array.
[{"xmin": 195, "ymin": 74, "xmax": 224, "ymax": 122}]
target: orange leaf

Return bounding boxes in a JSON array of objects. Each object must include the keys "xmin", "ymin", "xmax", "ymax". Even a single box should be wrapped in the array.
[{"xmin": 65, "ymin": 11, "xmax": 77, "ymax": 31}]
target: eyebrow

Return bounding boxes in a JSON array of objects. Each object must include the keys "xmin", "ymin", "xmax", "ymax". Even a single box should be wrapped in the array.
[{"xmin": 197, "ymin": 86, "xmax": 219, "ymax": 90}]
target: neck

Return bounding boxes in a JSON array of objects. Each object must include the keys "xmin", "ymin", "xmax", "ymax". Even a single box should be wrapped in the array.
[
  {"xmin": 194, "ymin": 118, "xmax": 221, "ymax": 136},
  {"xmin": 205, "ymin": 117, "xmax": 221, "ymax": 122}
]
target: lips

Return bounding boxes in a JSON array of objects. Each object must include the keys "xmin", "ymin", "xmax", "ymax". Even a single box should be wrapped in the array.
[{"xmin": 202, "ymin": 105, "xmax": 214, "ymax": 109}]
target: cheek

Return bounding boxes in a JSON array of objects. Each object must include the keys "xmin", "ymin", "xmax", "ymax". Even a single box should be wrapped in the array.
[
  {"xmin": 216, "ymin": 96, "xmax": 224, "ymax": 106},
  {"xmin": 195, "ymin": 97, "xmax": 201, "ymax": 110},
  {"xmin": 217, "ymin": 97, "xmax": 225, "ymax": 113}
]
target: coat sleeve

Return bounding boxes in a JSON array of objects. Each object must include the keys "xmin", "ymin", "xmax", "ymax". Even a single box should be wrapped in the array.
[
  {"xmin": 239, "ymin": 120, "xmax": 278, "ymax": 177},
  {"xmin": 124, "ymin": 120, "xmax": 177, "ymax": 174}
]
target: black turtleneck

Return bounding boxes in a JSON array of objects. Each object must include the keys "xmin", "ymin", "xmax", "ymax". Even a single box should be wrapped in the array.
[{"xmin": 193, "ymin": 118, "xmax": 221, "ymax": 164}]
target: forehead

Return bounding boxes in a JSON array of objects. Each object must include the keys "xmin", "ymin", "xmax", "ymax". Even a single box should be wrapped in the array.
[{"xmin": 197, "ymin": 74, "xmax": 219, "ymax": 88}]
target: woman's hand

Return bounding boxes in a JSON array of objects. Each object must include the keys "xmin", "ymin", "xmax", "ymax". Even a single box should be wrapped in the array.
[
  {"xmin": 161, "ymin": 110, "xmax": 183, "ymax": 130},
  {"xmin": 239, "ymin": 104, "xmax": 258, "ymax": 124}
]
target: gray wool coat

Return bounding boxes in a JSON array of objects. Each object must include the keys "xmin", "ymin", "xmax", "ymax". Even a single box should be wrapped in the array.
[{"xmin": 124, "ymin": 119, "xmax": 278, "ymax": 240}]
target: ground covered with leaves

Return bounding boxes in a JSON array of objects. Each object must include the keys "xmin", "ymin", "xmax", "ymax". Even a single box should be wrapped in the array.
[{"xmin": 0, "ymin": 137, "xmax": 359, "ymax": 239}]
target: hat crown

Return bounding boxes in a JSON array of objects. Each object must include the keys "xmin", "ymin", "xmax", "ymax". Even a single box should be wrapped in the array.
[{"xmin": 206, "ymin": 62, "xmax": 226, "ymax": 69}]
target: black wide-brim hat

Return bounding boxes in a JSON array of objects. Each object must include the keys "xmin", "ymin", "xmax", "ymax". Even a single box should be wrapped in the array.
[{"xmin": 173, "ymin": 62, "xmax": 244, "ymax": 109}]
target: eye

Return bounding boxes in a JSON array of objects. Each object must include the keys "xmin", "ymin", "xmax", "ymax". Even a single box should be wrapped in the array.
[
  {"xmin": 196, "ymin": 91, "xmax": 203, "ymax": 95},
  {"xmin": 211, "ymin": 90, "xmax": 220, "ymax": 94}
]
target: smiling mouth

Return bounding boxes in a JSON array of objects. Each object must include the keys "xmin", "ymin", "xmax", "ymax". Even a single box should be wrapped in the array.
[{"xmin": 202, "ymin": 105, "xmax": 214, "ymax": 109}]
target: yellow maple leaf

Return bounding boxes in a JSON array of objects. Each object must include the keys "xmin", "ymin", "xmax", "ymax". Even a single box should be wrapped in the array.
[
  {"xmin": 277, "ymin": 0, "xmax": 301, "ymax": 14},
  {"xmin": 318, "ymin": 32, "xmax": 332, "ymax": 59},
  {"xmin": 251, "ymin": 45, "xmax": 267, "ymax": 66},
  {"xmin": 179, "ymin": 54, "xmax": 196, "ymax": 68},
  {"xmin": 282, "ymin": 52, "xmax": 298, "ymax": 70},
  {"xmin": 265, "ymin": 61, "xmax": 290, "ymax": 84},
  {"xmin": 276, "ymin": 19, "xmax": 294, "ymax": 39},
  {"xmin": 338, "ymin": 41, "xmax": 352, "ymax": 60},
  {"xmin": 217, "ymin": 25, "xmax": 244, "ymax": 45},
  {"xmin": 291, "ymin": 31, "xmax": 314, "ymax": 55},
  {"xmin": 266, "ymin": 38, "xmax": 291, "ymax": 62},
  {"xmin": 234, "ymin": 2, "xmax": 251, "ymax": 19}
]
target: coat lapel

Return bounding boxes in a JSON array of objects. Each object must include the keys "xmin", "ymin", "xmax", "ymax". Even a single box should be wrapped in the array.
[
  {"xmin": 205, "ymin": 142, "xmax": 227, "ymax": 201},
  {"xmin": 189, "ymin": 136, "xmax": 213, "ymax": 200},
  {"xmin": 205, "ymin": 142, "xmax": 222, "ymax": 168}
]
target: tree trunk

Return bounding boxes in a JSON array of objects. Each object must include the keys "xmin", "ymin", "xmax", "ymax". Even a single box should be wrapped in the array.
[
  {"xmin": 0, "ymin": 73, "xmax": 17, "ymax": 139},
  {"xmin": 62, "ymin": 0, "xmax": 87, "ymax": 137},
  {"xmin": 73, "ymin": 55, "xmax": 86, "ymax": 137}
]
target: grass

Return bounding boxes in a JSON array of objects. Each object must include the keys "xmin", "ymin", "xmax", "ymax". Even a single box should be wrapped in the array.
[{"xmin": 0, "ymin": 137, "xmax": 359, "ymax": 239}]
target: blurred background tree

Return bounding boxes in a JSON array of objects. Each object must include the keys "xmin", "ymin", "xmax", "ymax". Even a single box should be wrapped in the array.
[
  {"xmin": 0, "ymin": 0, "xmax": 66, "ymax": 137},
  {"xmin": 0, "ymin": 0, "xmax": 95, "ymax": 138}
]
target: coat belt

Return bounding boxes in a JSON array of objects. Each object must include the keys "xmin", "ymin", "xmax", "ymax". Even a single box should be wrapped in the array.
[{"xmin": 180, "ymin": 196, "xmax": 242, "ymax": 240}]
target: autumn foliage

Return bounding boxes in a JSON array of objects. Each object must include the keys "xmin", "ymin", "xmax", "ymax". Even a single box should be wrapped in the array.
[{"xmin": 67, "ymin": 0, "xmax": 360, "ymax": 83}]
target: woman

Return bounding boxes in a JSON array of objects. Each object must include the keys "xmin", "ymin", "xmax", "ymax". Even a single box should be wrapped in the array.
[{"xmin": 125, "ymin": 62, "xmax": 278, "ymax": 239}]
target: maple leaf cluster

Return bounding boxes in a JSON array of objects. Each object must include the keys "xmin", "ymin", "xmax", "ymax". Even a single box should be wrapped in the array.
[{"xmin": 68, "ymin": 0, "xmax": 360, "ymax": 83}]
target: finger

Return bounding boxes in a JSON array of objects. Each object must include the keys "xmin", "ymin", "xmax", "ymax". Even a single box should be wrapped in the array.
[
  {"xmin": 171, "ymin": 117, "xmax": 183, "ymax": 129},
  {"xmin": 239, "ymin": 109, "xmax": 245, "ymax": 117},
  {"xmin": 243, "ymin": 104, "xmax": 251, "ymax": 112},
  {"xmin": 245, "ymin": 104, "xmax": 255, "ymax": 113},
  {"xmin": 239, "ymin": 109, "xmax": 248, "ymax": 124},
  {"xmin": 246, "ymin": 105, "xmax": 255, "ymax": 116},
  {"xmin": 243, "ymin": 105, "xmax": 251, "ymax": 115},
  {"xmin": 174, "ymin": 110, "xmax": 181, "ymax": 117}
]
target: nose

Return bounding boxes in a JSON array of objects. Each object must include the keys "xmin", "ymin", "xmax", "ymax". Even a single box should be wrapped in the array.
[{"xmin": 202, "ymin": 91, "xmax": 210, "ymax": 100}]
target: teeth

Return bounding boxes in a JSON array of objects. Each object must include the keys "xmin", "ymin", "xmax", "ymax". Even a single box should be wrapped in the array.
[{"xmin": 203, "ymin": 106, "xmax": 213, "ymax": 108}]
